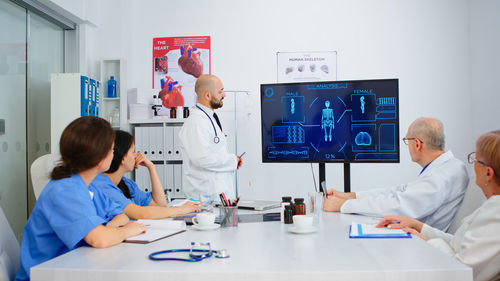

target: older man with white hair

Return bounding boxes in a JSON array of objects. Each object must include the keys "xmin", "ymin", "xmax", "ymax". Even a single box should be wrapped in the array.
[{"xmin": 323, "ymin": 117, "xmax": 469, "ymax": 231}]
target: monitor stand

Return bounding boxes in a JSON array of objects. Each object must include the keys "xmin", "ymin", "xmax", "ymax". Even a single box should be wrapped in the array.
[{"xmin": 319, "ymin": 162, "xmax": 351, "ymax": 193}]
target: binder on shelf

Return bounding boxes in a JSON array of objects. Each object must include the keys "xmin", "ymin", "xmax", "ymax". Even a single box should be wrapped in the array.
[
  {"xmin": 144, "ymin": 127, "xmax": 152, "ymax": 157},
  {"xmin": 172, "ymin": 126, "xmax": 182, "ymax": 160},
  {"xmin": 165, "ymin": 126, "xmax": 174, "ymax": 160},
  {"xmin": 134, "ymin": 127, "xmax": 143, "ymax": 155},
  {"xmin": 136, "ymin": 166, "xmax": 150, "ymax": 192},
  {"xmin": 155, "ymin": 164, "xmax": 165, "ymax": 188},
  {"xmin": 173, "ymin": 164, "xmax": 183, "ymax": 198},
  {"xmin": 349, "ymin": 222, "xmax": 412, "ymax": 239},
  {"xmin": 166, "ymin": 164, "xmax": 174, "ymax": 195},
  {"xmin": 152, "ymin": 127, "xmax": 164, "ymax": 160}
]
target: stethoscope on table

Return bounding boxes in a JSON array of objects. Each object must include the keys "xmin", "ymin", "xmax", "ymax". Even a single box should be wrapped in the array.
[
  {"xmin": 196, "ymin": 105, "xmax": 225, "ymax": 144},
  {"xmin": 149, "ymin": 242, "xmax": 229, "ymax": 262}
]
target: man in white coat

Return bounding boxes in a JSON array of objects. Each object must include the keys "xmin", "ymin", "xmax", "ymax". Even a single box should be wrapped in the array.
[
  {"xmin": 178, "ymin": 74, "xmax": 242, "ymax": 200},
  {"xmin": 323, "ymin": 117, "xmax": 469, "ymax": 231}
]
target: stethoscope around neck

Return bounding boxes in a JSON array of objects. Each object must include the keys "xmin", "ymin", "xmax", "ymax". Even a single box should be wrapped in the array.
[{"xmin": 196, "ymin": 105, "xmax": 221, "ymax": 144}]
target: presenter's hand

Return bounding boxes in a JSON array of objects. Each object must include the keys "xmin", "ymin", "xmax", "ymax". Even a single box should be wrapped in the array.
[
  {"xmin": 179, "ymin": 201, "xmax": 201, "ymax": 214},
  {"xmin": 376, "ymin": 216, "xmax": 424, "ymax": 232},
  {"xmin": 327, "ymin": 189, "xmax": 356, "ymax": 199},
  {"xmin": 135, "ymin": 152, "xmax": 154, "ymax": 169},
  {"xmin": 236, "ymin": 156, "xmax": 243, "ymax": 169},
  {"xmin": 323, "ymin": 196, "xmax": 347, "ymax": 212}
]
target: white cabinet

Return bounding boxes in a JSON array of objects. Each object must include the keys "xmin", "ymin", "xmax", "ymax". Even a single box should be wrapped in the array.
[
  {"xmin": 130, "ymin": 119, "xmax": 185, "ymax": 199},
  {"xmin": 50, "ymin": 73, "xmax": 100, "ymax": 154}
]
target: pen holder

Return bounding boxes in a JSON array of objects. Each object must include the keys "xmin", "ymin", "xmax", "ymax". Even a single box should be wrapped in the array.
[{"xmin": 219, "ymin": 206, "xmax": 238, "ymax": 227}]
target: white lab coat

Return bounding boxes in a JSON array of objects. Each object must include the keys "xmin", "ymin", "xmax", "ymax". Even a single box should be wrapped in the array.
[
  {"xmin": 341, "ymin": 151, "xmax": 469, "ymax": 230},
  {"xmin": 422, "ymin": 195, "xmax": 500, "ymax": 281},
  {"xmin": 178, "ymin": 103, "xmax": 237, "ymax": 199}
]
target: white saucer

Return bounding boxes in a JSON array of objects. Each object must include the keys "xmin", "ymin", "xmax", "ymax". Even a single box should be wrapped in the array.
[
  {"xmin": 288, "ymin": 226, "xmax": 318, "ymax": 234},
  {"xmin": 192, "ymin": 223, "xmax": 220, "ymax": 231}
]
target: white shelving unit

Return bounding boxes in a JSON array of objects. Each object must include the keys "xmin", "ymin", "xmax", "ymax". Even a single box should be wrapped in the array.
[
  {"xmin": 100, "ymin": 59, "xmax": 127, "ymax": 130},
  {"xmin": 129, "ymin": 118, "xmax": 186, "ymax": 199}
]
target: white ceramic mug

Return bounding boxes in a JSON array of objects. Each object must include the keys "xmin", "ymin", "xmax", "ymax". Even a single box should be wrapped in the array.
[
  {"xmin": 293, "ymin": 215, "xmax": 313, "ymax": 229},
  {"xmin": 193, "ymin": 212, "xmax": 215, "ymax": 227}
]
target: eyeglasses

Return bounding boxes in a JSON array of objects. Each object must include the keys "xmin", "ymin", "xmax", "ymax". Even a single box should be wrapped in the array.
[
  {"xmin": 467, "ymin": 152, "xmax": 488, "ymax": 166},
  {"xmin": 402, "ymin": 137, "xmax": 423, "ymax": 145}
]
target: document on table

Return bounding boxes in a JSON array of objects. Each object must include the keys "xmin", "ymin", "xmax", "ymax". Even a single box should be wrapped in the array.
[
  {"xmin": 125, "ymin": 219, "xmax": 186, "ymax": 243},
  {"xmin": 349, "ymin": 222, "xmax": 412, "ymax": 238}
]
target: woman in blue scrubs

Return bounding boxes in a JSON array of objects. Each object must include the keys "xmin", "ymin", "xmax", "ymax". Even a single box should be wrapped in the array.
[
  {"xmin": 92, "ymin": 130, "xmax": 200, "ymax": 219},
  {"xmin": 15, "ymin": 117, "xmax": 146, "ymax": 281}
]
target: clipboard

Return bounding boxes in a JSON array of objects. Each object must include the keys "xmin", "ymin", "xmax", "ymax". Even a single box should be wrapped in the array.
[{"xmin": 349, "ymin": 222, "xmax": 412, "ymax": 239}]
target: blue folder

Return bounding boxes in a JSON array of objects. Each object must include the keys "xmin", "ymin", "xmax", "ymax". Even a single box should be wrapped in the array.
[{"xmin": 349, "ymin": 223, "xmax": 412, "ymax": 239}]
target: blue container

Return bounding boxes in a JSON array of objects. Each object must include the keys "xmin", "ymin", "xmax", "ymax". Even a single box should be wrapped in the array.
[{"xmin": 107, "ymin": 76, "xmax": 117, "ymax": 98}]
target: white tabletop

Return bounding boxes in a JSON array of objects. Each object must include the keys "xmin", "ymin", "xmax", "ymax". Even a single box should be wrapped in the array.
[{"xmin": 31, "ymin": 212, "xmax": 472, "ymax": 281}]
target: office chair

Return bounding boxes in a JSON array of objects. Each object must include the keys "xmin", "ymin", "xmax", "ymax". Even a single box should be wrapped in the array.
[
  {"xmin": 448, "ymin": 175, "xmax": 486, "ymax": 234},
  {"xmin": 31, "ymin": 154, "xmax": 60, "ymax": 200},
  {"xmin": 0, "ymin": 206, "xmax": 20, "ymax": 281}
]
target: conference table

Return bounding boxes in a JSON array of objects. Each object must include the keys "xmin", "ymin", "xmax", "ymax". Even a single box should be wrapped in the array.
[{"xmin": 31, "ymin": 211, "xmax": 472, "ymax": 281}]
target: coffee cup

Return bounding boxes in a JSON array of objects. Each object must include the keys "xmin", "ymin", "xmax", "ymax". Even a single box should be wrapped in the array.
[
  {"xmin": 193, "ymin": 212, "xmax": 215, "ymax": 227},
  {"xmin": 293, "ymin": 215, "xmax": 313, "ymax": 229}
]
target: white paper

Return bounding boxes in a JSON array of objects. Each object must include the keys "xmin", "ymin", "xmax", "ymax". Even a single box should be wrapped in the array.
[{"xmin": 125, "ymin": 220, "xmax": 186, "ymax": 243}]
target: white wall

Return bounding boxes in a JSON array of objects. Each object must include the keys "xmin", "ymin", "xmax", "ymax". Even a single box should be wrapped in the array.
[
  {"xmin": 470, "ymin": 0, "xmax": 500, "ymax": 140},
  {"xmin": 85, "ymin": 0, "xmax": 476, "ymax": 200}
]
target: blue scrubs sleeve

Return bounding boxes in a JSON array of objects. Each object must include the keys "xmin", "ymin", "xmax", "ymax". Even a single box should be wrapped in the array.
[
  {"xmin": 43, "ymin": 186, "xmax": 105, "ymax": 249},
  {"xmin": 90, "ymin": 185, "xmax": 124, "ymax": 221},
  {"xmin": 92, "ymin": 174, "xmax": 134, "ymax": 210},
  {"xmin": 123, "ymin": 177, "xmax": 153, "ymax": 206}
]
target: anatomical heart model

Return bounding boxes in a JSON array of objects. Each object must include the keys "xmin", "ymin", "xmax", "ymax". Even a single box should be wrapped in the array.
[
  {"xmin": 178, "ymin": 45, "xmax": 203, "ymax": 78},
  {"xmin": 159, "ymin": 76, "xmax": 184, "ymax": 108}
]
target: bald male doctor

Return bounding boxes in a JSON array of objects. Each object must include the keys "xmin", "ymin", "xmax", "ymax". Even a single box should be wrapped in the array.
[{"xmin": 178, "ymin": 75, "xmax": 242, "ymax": 199}]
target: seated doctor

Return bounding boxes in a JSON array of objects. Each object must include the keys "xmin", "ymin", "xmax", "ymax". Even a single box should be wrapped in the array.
[
  {"xmin": 377, "ymin": 130, "xmax": 500, "ymax": 281},
  {"xmin": 15, "ymin": 117, "xmax": 145, "ymax": 281},
  {"xmin": 323, "ymin": 117, "xmax": 469, "ymax": 231},
  {"xmin": 92, "ymin": 130, "xmax": 200, "ymax": 219}
]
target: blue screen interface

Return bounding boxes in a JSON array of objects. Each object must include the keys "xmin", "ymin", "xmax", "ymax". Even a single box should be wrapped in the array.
[{"xmin": 260, "ymin": 79, "xmax": 399, "ymax": 163}]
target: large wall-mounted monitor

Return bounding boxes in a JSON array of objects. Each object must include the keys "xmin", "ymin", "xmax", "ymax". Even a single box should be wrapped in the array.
[{"xmin": 260, "ymin": 79, "xmax": 399, "ymax": 163}]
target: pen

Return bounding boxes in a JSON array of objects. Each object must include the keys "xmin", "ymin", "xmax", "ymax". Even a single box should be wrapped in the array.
[
  {"xmin": 234, "ymin": 197, "xmax": 240, "ymax": 206},
  {"xmin": 239, "ymin": 152, "xmax": 246, "ymax": 158},
  {"xmin": 221, "ymin": 192, "xmax": 230, "ymax": 207},
  {"xmin": 219, "ymin": 193, "xmax": 227, "ymax": 207}
]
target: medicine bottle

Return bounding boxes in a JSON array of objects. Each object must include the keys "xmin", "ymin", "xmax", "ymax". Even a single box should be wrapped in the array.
[
  {"xmin": 293, "ymin": 198, "xmax": 305, "ymax": 216},
  {"xmin": 107, "ymin": 76, "xmax": 117, "ymax": 98},
  {"xmin": 284, "ymin": 205, "xmax": 293, "ymax": 224},
  {"xmin": 280, "ymin": 196, "xmax": 292, "ymax": 223},
  {"xmin": 170, "ymin": 107, "xmax": 176, "ymax": 118},
  {"xmin": 183, "ymin": 107, "xmax": 190, "ymax": 118}
]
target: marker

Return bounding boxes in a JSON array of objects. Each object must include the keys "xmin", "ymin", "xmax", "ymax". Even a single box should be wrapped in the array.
[{"xmin": 239, "ymin": 152, "xmax": 246, "ymax": 158}]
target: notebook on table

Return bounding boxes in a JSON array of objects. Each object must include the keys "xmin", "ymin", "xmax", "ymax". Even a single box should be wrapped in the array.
[
  {"xmin": 237, "ymin": 200, "xmax": 281, "ymax": 211},
  {"xmin": 125, "ymin": 219, "xmax": 186, "ymax": 243}
]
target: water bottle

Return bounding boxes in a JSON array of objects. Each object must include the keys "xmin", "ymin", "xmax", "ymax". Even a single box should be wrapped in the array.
[
  {"xmin": 109, "ymin": 106, "xmax": 120, "ymax": 127},
  {"xmin": 107, "ymin": 76, "xmax": 117, "ymax": 98}
]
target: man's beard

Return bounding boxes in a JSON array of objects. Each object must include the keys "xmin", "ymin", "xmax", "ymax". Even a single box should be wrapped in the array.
[{"xmin": 210, "ymin": 97, "xmax": 223, "ymax": 109}]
